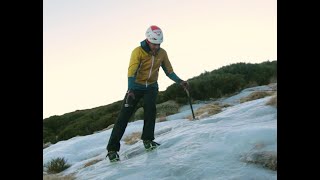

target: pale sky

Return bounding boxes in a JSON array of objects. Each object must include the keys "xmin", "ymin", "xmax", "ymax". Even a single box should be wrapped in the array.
[{"xmin": 43, "ymin": 0, "xmax": 277, "ymax": 119}]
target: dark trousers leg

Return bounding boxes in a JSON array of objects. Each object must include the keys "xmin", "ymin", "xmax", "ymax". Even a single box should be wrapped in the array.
[
  {"xmin": 141, "ymin": 88, "xmax": 158, "ymax": 141},
  {"xmin": 107, "ymin": 91, "xmax": 142, "ymax": 152}
]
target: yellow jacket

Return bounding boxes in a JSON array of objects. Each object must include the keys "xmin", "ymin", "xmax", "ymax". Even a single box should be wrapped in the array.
[{"xmin": 128, "ymin": 40, "xmax": 181, "ymax": 90}]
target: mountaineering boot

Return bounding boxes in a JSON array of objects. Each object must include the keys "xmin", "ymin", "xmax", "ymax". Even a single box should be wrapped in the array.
[
  {"xmin": 143, "ymin": 140, "xmax": 160, "ymax": 151},
  {"xmin": 107, "ymin": 151, "xmax": 120, "ymax": 162}
]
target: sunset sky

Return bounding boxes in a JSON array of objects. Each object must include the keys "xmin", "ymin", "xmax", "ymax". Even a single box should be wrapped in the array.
[{"xmin": 43, "ymin": 0, "xmax": 277, "ymax": 119}]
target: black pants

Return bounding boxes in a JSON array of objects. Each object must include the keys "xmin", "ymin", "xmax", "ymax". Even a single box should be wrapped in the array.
[{"xmin": 107, "ymin": 88, "xmax": 158, "ymax": 152}]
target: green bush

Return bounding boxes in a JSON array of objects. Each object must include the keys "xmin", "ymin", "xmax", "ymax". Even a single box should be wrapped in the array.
[
  {"xmin": 45, "ymin": 157, "xmax": 71, "ymax": 174},
  {"xmin": 134, "ymin": 100, "xmax": 180, "ymax": 120}
]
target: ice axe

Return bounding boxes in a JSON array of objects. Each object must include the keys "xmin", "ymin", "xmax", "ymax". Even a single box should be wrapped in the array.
[{"xmin": 185, "ymin": 89, "xmax": 195, "ymax": 120}]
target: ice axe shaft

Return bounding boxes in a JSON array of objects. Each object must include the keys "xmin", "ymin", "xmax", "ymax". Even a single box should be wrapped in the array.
[{"xmin": 185, "ymin": 89, "xmax": 195, "ymax": 120}]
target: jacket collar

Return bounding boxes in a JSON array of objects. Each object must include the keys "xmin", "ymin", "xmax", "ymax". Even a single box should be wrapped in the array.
[
  {"xmin": 140, "ymin": 39, "xmax": 160, "ymax": 55},
  {"xmin": 140, "ymin": 39, "xmax": 151, "ymax": 53}
]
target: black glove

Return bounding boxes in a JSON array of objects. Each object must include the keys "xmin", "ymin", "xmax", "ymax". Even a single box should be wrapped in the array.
[
  {"xmin": 125, "ymin": 90, "xmax": 135, "ymax": 107},
  {"xmin": 180, "ymin": 81, "xmax": 190, "ymax": 91}
]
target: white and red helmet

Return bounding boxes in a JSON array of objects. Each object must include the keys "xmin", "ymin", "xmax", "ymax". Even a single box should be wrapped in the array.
[{"xmin": 145, "ymin": 25, "xmax": 163, "ymax": 44}]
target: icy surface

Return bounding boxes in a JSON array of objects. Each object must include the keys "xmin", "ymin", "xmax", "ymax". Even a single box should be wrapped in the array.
[{"xmin": 43, "ymin": 85, "xmax": 277, "ymax": 180}]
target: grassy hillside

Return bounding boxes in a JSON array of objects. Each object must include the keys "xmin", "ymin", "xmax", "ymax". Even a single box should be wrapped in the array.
[{"xmin": 43, "ymin": 60, "xmax": 277, "ymax": 144}]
